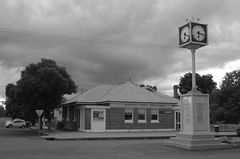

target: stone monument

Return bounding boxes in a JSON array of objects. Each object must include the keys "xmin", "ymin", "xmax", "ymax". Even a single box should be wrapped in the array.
[{"xmin": 165, "ymin": 19, "xmax": 231, "ymax": 150}]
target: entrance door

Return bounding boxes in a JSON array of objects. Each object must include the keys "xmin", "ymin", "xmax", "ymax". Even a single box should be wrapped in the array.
[
  {"xmin": 91, "ymin": 109, "xmax": 106, "ymax": 132},
  {"xmin": 175, "ymin": 111, "xmax": 181, "ymax": 131}
]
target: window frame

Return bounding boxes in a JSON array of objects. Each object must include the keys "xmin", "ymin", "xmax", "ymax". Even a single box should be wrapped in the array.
[
  {"xmin": 124, "ymin": 108, "xmax": 133, "ymax": 123},
  {"xmin": 138, "ymin": 108, "xmax": 146, "ymax": 123},
  {"xmin": 151, "ymin": 108, "xmax": 159, "ymax": 123}
]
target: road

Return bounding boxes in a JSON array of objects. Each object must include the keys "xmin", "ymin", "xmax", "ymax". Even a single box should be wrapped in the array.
[{"xmin": 0, "ymin": 126, "xmax": 240, "ymax": 159}]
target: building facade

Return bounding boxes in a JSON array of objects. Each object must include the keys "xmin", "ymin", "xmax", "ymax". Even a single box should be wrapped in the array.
[{"xmin": 60, "ymin": 82, "xmax": 180, "ymax": 132}]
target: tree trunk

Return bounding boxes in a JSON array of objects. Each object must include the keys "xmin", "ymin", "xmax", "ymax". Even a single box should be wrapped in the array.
[
  {"xmin": 39, "ymin": 114, "xmax": 43, "ymax": 130},
  {"xmin": 47, "ymin": 117, "xmax": 52, "ymax": 131},
  {"xmin": 46, "ymin": 109, "xmax": 52, "ymax": 132}
]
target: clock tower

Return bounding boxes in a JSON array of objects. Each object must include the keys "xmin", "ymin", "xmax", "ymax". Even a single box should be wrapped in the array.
[
  {"xmin": 165, "ymin": 19, "xmax": 231, "ymax": 150},
  {"xmin": 179, "ymin": 21, "xmax": 208, "ymax": 49}
]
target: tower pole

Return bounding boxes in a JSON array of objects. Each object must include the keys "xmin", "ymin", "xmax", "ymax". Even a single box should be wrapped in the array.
[{"xmin": 191, "ymin": 49, "xmax": 196, "ymax": 90}]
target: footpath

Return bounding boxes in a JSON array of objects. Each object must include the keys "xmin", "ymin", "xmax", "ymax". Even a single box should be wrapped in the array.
[{"xmin": 30, "ymin": 126, "xmax": 239, "ymax": 141}]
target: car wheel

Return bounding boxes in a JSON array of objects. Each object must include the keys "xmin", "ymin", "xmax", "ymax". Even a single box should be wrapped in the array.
[
  {"xmin": 20, "ymin": 125, "xmax": 25, "ymax": 128},
  {"xmin": 8, "ymin": 124, "xmax": 12, "ymax": 128}
]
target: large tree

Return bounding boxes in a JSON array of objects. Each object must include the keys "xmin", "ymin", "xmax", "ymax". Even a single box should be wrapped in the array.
[
  {"xmin": 212, "ymin": 70, "xmax": 240, "ymax": 124},
  {"xmin": 0, "ymin": 105, "xmax": 6, "ymax": 117},
  {"xmin": 5, "ymin": 83, "xmax": 24, "ymax": 119},
  {"xmin": 5, "ymin": 83, "xmax": 38, "ymax": 125},
  {"xmin": 6, "ymin": 58, "xmax": 77, "ymax": 130},
  {"xmin": 179, "ymin": 72, "xmax": 217, "ymax": 94}
]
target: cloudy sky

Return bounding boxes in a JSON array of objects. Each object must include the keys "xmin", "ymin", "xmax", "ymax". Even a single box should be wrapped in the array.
[{"xmin": 0, "ymin": 0, "xmax": 240, "ymax": 100}]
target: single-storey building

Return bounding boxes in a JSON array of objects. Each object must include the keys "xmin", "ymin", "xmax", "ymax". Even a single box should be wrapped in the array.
[{"xmin": 59, "ymin": 82, "xmax": 180, "ymax": 132}]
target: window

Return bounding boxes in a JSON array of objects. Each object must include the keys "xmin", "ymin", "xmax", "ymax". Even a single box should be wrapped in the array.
[
  {"xmin": 93, "ymin": 110, "xmax": 104, "ymax": 120},
  {"xmin": 125, "ymin": 108, "xmax": 133, "ymax": 123},
  {"xmin": 138, "ymin": 108, "xmax": 146, "ymax": 123},
  {"xmin": 151, "ymin": 108, "xmax": 159, "ymax": 123}
]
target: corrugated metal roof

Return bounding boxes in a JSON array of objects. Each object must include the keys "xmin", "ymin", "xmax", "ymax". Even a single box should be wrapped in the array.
[
  {"xmin": 63, "ymin": 84, "xmax": 114, "ymax": 104},
  {"xmin": 63, "ymin": 82, "xmax": 179, "ymax": 105},
  {"xmin": 155, "ymin": 92, "xmax": 180, "ymax": 104}
]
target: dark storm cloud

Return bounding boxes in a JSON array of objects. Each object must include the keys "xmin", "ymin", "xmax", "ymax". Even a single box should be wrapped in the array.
[{"xmin": 0, "ymin": 0, "xmax": 240, "ymax": 98}]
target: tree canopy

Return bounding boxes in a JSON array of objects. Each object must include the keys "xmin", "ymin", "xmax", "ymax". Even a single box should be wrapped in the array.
[
  {"xmin": 0, "ymin": 105, "xmax": 6, "ymax": 117},
  {"xmin": 210, "ymin": 70, "xmax": 240, "ymax": 124},
  {"xmin": 17, "ymin": 59, "xmax": 77, "ymax": 110},
  {"xmin": 5, "ymin": 84, "xmax": 24, "ymax": 119},
  {"xmin": 179, "ymin": 72, "xmax": 217, "ymax": 94},
  {"xmin": 5, "ymin": 58, "xmax": 77, "ymax": 126}
]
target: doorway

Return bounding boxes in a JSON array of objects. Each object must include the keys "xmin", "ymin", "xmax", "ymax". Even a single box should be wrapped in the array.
[{"xmin": 91, "ymin": 109, "xmax": 106, "ymax": 132}]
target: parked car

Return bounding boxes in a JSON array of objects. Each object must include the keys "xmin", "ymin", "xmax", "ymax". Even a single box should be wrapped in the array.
[
  {"xmin": 25, "ymin": 121, "xmax": 33, "ymax": 127},
  {"xmin": 5, "ymin": 119, "xmax": 26, "ymax": 128}
]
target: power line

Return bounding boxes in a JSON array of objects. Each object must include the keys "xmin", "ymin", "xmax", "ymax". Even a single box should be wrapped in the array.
[{"xmin": 0, "ymin": 27, "xmax": 177, "ymax": 49}]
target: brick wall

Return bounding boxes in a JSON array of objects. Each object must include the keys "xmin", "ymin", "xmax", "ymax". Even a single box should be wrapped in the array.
[
  {"xmin": 106, "ymin": 108, "xmax": 125, "ymax": 129},
  {"xmin": 159, "ymin": 109, "xmax": 175, "ymax": 129},
  {"xmin": 106, "ymin": 107, "xmax": 175, "ymax": 130}
]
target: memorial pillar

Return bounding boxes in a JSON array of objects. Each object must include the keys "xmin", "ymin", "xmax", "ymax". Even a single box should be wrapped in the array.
[{"xmin": 165, "ymin": 19, "xmax": 231, "ymax": 150}]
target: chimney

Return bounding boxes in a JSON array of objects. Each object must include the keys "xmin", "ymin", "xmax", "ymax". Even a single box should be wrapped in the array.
[{"xmin": 173, "ymin": 85, "xmax": 179, "ymax": 99}]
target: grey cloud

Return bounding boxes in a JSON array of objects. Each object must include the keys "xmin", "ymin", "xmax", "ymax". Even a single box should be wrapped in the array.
[{"xmin": 1, "ymin": 0, "xmax": 240, "ymax": 98}]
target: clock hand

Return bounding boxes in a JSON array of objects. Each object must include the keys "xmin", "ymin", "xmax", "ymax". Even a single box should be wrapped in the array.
[
  {"xmin": 184, "ymin": 33, "xmax": 189, "ymax": 39},
  {"xmin": 197, "ymin": 31, "xmax": 205, "ymax": 36}
]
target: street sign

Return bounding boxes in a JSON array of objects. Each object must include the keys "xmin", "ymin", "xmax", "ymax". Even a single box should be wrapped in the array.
[{"xmin": 36, "ymin": 110, "xmax": 43, "ymax": 117}]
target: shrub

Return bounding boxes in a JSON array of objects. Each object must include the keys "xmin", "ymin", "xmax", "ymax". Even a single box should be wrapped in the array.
[
  {"xmin": 236, "ymin": 127, "xmax": 240, "ymax": 136},
  {"xmin": 56, "ymin": 122, "xmax": 64, "ymax": 130},
  {"xmin": 219, "ymin": 136, "xmax": 232, "ymax": 143}
]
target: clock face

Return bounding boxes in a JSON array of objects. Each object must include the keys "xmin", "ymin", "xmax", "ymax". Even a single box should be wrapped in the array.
[
  {"xmin": 192, "ymin": 25, "xmax": 206, "ymax": 41},
  {"xmin": 180, "ymin": 26, "xmax": 190, "ymax": 43}
]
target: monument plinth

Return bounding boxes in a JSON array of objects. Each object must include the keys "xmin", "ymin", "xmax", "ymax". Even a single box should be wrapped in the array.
[
  {"xmin": 181, "ymin": 88, "xmax": 210, "ymax": 135},
  {"xmin": 166, "ymin": 89, "xmax": 231, "ymax": 150},
  {"xmin": 165, "ymin": 20, "xmax": 231, "ymax": 150}
]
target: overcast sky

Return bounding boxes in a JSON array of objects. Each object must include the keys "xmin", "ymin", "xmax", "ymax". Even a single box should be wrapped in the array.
[{"xmin": 0, "ymin": 0, "xmax": 240, "ymax": 100}]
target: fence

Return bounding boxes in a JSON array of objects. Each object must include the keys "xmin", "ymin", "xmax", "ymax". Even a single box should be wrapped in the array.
[{"xmin": 210, "ymin": 124, "xmax": 240, "ymax": 132}]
